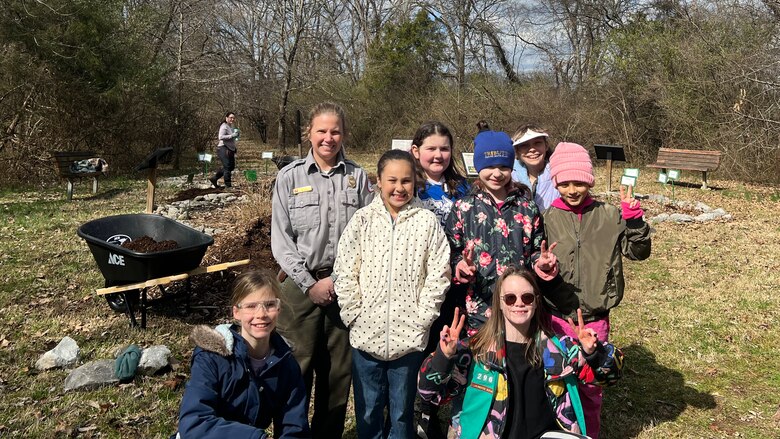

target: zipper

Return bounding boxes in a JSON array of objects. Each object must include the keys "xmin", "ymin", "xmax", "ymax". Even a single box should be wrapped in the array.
[
  {"xmin": 385, "ymin": 210, "xmax": 396, "ymax": 360},
  {"xmin": 570, "ymin": 212, "xmax": 581, "ymax": 290}
]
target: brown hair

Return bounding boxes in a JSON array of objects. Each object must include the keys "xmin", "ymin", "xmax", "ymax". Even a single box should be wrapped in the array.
[
  {"xmin": 304, "ymin": 102, "xmax": 347, "ymax": 144},
  {"xmin": 511, "ymin": 123, "xmax": 553, "ymax": 161},
  {"xmin": 469, "ymin": 266, "xmax": 551, "ymax": 368},
  {"xmin": 472, "ymin": 178, "xmax": 530, "ymax": 199},
  {"xmin": 411, "ymin": 121, "xmax": 467, "ymax": 197},
  {"xmin": 230, "ymin": 270, "xmax": 282, "ymax": 307}
]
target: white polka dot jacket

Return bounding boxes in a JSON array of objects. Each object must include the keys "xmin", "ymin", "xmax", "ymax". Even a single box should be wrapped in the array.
[{"xmin": 334, "ymin": 195, "xmax": 452, "ymax": 361}]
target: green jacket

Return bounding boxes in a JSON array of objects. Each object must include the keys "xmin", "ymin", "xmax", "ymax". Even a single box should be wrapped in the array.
[{"xmin": 542, "ymin": 200, "xmax": 651, "ymax": 321}]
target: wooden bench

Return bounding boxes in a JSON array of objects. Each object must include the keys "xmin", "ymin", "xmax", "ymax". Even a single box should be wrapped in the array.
[
  {"xmin": 52, "ymin": 151, "xmax": 105, "ymax": 201},
  {"xmin": 646, "ymin": 148, "xmax": 721, "ymax": 189}
]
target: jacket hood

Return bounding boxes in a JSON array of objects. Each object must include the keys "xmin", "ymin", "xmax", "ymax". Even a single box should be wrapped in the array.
[{"xmin": 189, "ymin": 324, "xmax": 293, "ymax": 360}]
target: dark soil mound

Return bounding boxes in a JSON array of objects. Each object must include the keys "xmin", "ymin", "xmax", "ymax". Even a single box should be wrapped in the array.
[
  {"xmin": 122, "ymin": 235, "xmax": 180, "ymax": 252},
  {"xmin": 211, "ymin": 215, "xmax": 278, "ymax": 273}
]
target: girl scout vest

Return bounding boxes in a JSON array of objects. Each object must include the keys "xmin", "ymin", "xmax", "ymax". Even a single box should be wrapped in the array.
[{"xmin": 458, "ymin": 335, "xmax": 587, "ymax": 439}]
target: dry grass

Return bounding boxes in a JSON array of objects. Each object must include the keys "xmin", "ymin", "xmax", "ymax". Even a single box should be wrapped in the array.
[{"xmin": 0, "ymin": 148, "xmax": 778, "ymax": 438}]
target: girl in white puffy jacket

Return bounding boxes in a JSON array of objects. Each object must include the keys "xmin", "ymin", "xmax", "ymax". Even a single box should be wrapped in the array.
[{"xmin": 334, "ymin": 149, "xmax": 451, "ymax": 439}]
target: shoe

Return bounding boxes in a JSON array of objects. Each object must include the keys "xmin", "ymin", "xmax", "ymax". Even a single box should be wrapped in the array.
[{"xmin": 209, "ymin": 176, "xmax": 219, "ymax": 188}]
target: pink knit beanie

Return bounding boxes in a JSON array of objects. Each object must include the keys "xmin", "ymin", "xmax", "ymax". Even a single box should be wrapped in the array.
[{"xmin": 549, "ymin": 142, "xmax": 595, "ymax": 187}]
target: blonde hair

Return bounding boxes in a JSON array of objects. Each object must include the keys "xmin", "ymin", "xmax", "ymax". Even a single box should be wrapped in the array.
[
  {"xmin": 469, "ymin": 266, "xmax": 551, "ymax": 368},
  {"xmin": 230, "ymin": 270, "xmax": 282, "ymax": 307},
  {"xmin": 304, "ymin": 102, "xmax": 347, "ymax": 144}
]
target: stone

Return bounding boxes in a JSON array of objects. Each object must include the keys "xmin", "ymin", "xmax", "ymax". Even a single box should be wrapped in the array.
[
  {"xmin": 36, "ymin": 336, "xmax": 80, "ymax": 370},
  {"xmin": 138, "ymin": 345, "xmax": 171, "ymax": 375},
  {"xmin": 669, "ymin": 213, "xmax": 694, "ymax": 223},
  {"xmin": 167, "ymin": 207, "xmax": 179, "ymax": 217},
  {"xmin": 650, "ymin": 213, "xmax": 669, "ymax": 224},
  {"xmin": 694, "ymin": 202, "xmax": 712, "ymax": 212},
  {"xmin": 712, "ymin": 208, "xmax": 726, "ymax": 215},
  {"xmin": 695, "ymin": 212, "xmax": 721, "ymax": 222},
  {"xmin": 63, "ymin": 360, "xmax": 118, "ymax": 392}
]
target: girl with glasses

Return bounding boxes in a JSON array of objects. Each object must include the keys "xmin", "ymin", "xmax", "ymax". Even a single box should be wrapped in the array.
[
  {"xmin": 175, "ymin": 270, "xmax": 310, "ymax": 438},
  {"xmin": 418, "ymin": 267, "xmax": 623, "ymax": 439}
]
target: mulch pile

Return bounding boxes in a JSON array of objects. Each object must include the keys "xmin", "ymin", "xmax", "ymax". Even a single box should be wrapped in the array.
[{"xmin": 121, "ymin": 236, "xmax": 179, "ymax": 252}]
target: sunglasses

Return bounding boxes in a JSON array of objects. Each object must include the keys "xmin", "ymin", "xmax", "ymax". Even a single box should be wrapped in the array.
[{"xmin": 501, "ymin": 293, "xmax": 535, "ymax": 306}]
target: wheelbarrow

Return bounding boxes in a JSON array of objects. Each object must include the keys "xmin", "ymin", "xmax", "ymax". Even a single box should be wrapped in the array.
[{"xmin": 78, "ymin": 213, "xmax": 217, "ymax": 327}]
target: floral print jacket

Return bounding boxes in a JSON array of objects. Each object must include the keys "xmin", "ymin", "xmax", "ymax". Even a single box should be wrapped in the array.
[
  {"xmin": 444, "ymin": 187, "xmax": 545, "ymax": 333},
  {"xmin": 417, "ymin": 332, "xmax": 624, "ymax": 438}
]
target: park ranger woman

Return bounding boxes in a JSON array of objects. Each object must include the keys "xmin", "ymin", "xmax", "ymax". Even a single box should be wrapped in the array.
[{"xmin": 271, "ymin": 102, "xmax": 373, "ymax": 438}]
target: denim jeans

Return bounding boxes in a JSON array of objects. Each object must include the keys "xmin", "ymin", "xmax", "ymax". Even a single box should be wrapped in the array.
[{"xmin": 352, "ymin": 348, "xmax": 425, "ymax": 439}]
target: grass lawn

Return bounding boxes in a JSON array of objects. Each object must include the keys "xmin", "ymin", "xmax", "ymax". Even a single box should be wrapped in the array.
[{"xmin": 0, "ymin": 143, "xmax": 778, "ymax": 438}]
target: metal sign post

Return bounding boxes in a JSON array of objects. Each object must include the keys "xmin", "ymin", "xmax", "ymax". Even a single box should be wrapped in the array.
[{"xmin": 594, "ymin": 144, "xmax": 626, "ymax": 193}]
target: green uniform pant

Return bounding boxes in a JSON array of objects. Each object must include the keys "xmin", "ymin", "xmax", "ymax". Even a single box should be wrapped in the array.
[{"xmin": 278, "ymin": 277, "xmax": 352, "ymax": 438}]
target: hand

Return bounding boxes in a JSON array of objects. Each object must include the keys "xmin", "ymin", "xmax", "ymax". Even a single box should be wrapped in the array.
[
  {"xmin": 454, "ymin": 243, "xmax": 476, "ymax": 284},
  {"xmin": 620, "ymin": 185, "xmax": 638, "ymax": 209},
  {"xmin": 567, "ymin": 309, "xmax": 598, "ymax": 355},
  {"xmin": 440, "ymin": 308, "xmax": 466, "ymax": 358},
  {"xmin": 536, "ymin": 240, "xmax": 558, "ymax": 272},
  {"xmin": 307, "ymin": 277, "xmax": 335, "ymax": 306}
]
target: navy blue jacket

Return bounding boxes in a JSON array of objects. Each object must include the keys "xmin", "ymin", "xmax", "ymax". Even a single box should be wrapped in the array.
[{"xmin": 176, "ymin": 325, "xmax": 310, "ymax": 438}]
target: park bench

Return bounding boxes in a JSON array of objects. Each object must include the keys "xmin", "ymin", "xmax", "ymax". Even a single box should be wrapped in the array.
[
  {"xmin": 52, "ymin": 151, "xmax": 106, "ymax": 201},
  {"xmin": 646, "ymin": 147, "xmax": 721, "ymax": 189}
]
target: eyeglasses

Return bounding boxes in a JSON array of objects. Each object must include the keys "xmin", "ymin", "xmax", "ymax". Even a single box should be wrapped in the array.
[
  {"xmin": 237, "ymin": 298, "xmax": 281, "ymax": 314},
  {"xmin": 501, "ymin": 293, "xmax": 535, "ymax": 306}
]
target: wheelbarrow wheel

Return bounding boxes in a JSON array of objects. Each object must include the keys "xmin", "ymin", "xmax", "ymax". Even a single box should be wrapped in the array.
[{"xmin": 104, "ymin": 291, "xmax": 141, "ymax": 313}]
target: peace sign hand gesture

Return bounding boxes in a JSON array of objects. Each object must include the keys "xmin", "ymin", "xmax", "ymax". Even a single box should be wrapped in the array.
[
  {"xmin": 567, "ymin": 308, "xmax": 598, "ymax": 355},
  {"xmin": 535, "ymin": 240, "xmax": 558, "ymax": 272},
  {"xmin": 620, "ymin": 184, "xmax": 638, "ymax": 209},
  {"xmin": 440, "ymin": 308, "xmax": 466, "ymax": 358},
  {"xmin": 454, "ymin": 241, "xmax": 477, "ymax": 284}
]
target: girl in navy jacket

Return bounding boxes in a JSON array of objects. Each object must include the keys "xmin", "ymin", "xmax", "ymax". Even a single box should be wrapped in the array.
[{"xmin": 175, "ymin": 271, "xmax": 310, "ymax": 438}]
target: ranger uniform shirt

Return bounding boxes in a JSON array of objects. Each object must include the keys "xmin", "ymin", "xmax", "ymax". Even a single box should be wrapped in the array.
[{"xmin": 271, "ymin": 150, "xmax": 373, "ymax": 293}]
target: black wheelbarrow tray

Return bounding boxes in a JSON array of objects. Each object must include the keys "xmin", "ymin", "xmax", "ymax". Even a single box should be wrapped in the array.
[{"xmin": 78, "ymin": 213, "xmax": 214, "ymax": 326}]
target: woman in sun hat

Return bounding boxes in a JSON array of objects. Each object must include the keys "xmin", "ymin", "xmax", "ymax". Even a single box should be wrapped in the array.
[{"xmin": 511, "ymin": 124, "xmax": 558, "ymax": 212}]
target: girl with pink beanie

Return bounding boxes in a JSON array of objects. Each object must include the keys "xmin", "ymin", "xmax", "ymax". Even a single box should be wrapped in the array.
[{"xmin": 541, "ymin": 142, "xmax": 652, "ymax": 438}]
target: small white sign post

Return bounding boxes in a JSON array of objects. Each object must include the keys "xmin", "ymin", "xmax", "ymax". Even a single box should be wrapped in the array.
[
  {"xmin": 262, "ymin": 151, "xmax": 274, "ymax": 174},
  {"xmin": 658, "ymin": 169, "xmax": 680, "ymax": 202},
  {"xmin": 461, "ymin": 153, "xmax": 478, "ymax": 177},
  {"xmin": 197, "ymin": 153, "xmax": 213, "ymax": 175},
  {"xmin": 391, "ymin": 139, "xmax": 413, "ymax": 152},
  {"xmin": 621, "ymin": 168, "xmax": 639, "ymax": 188}
]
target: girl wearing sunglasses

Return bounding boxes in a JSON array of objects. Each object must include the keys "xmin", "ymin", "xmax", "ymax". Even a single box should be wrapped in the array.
[{"xmin": 418, "ymin": 267, "xmax": 623, "ymax": 439}]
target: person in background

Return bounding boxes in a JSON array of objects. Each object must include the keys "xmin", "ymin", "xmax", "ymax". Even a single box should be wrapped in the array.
[
  {"xmin": 175, "ymin": 270, "xmax": 310, "ymax": 438},
  {"xmin": 335, "ymin": 149, "xmax": 451, "ymax": 439},
  {"xmin": 210, "ymin": 111, "xmax": 240, "ymax": 188},
  {"xmin": 271, "ymin": 102, "xmax": 373, "ymax": 438},
  {"xmin": 542, "ymin": 142, "xmax": 651, "ymax": 438},
  {"xmin": 511, "ymin": 124, "xmax": 558, "ymax": 212}
]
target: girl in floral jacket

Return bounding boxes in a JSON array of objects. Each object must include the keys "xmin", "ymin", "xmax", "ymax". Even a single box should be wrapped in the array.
[
  {"xmin": 417, "ymin": 267, "xmax": 623, "ymax": 439},
  {"xmin": 445, "ymin": 130, "xmax": 558, "ymax": 334}
]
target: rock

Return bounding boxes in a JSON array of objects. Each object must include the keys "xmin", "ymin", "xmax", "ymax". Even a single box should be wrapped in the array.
[
  {"xmin": 650, "ymin": 213, "xmax": 669, "ymax": 224},
  {"xmin": 168, "ymin": 207, "xmax": 179, "ymax": 217},
  {"xmin": 669, "ymin": 213, "xmax": 694, "ymax": 223},
  {"xmin": 195, "ymin": 195, "xmax": 205, "ymax": 201},
  {"xmin": 63, "ymin": 360, "xmax": 118, "ymax": 391},
  {"xmin": 138, "ymin": 345, "xmax": 171, "ymax": 375},
  {"xmin": 36, "ymin": 336, "xmax": 80, "ymax": 370},
  {"xmin": 694, "ymin": 202, "xmax": 711, "ymax": 212},
  {"xmin": 226, "ymin": 196, "xmax": 237, "ymax": 202},
  {"xmin": 712, "ymin": 208, "xmax": 726, "ymax": 215},
  {"xmin": 695, "ymin": 212, "xmax": 721, "ymax": 222}
]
